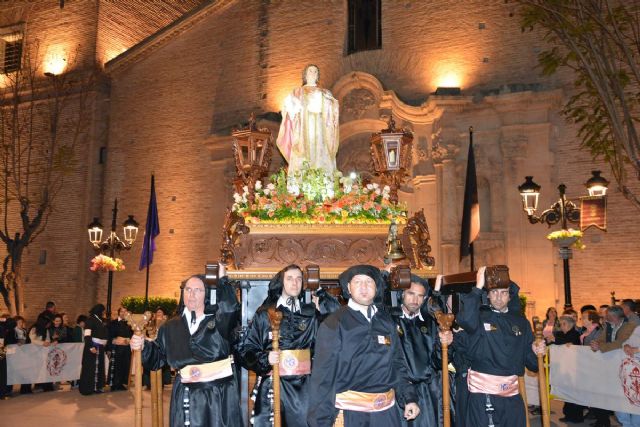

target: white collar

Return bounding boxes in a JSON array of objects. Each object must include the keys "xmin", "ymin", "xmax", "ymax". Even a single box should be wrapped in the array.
[
  {"xmin": 348, "ymin": 299, "xmax": 377, "ymax": 322},
  {"xmin": 401, "ymin": 305, "xmax": 424, "ymax": 321},
  {"xmin": 277, "ymin": 295, "xmax": 301, "ymax": 313},
  {"xmin": 182, "ymin": 308, "xmax": 207, "ymax": 335}
]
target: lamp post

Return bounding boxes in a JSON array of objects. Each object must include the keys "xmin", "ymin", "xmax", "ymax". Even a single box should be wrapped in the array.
[
  {"xmin": 370, "ymin": 115, "xmax": 413, "ymax": 204},
  {"xmin": 88, "ymin": 198, "xmax": 139, "ymax": 319},
  {"xmin": 517, "ymin": 171, "xmax": 608, "ymax": 308}
]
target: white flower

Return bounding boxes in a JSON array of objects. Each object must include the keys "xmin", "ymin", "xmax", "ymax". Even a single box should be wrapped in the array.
[
  {"xmin": 267, "ymin": 183, "xmax": 276, "ymax": 191},
  {"xmin": 382, "ymin": 185, "xmax": 391, "ymax": 193},
  {"xmin": 233, "ymin": 193, "xmax": 243, "ymax": 203},
  {"xmin": 366, "ymin": 183, "xmax": 374, "ymax": 191},
  {"xmin": 232, "ymin": 203, "xmax": 240, "ymax": 211},
  {"xmin": 242, "ymin": 185, "xmax": 249, "ymax": 194},
  {"xmin": 372, "ymin": 183, "xmax": 380, "ymax": 189},
  {"xmin": 263, "ymin": 188, "xmax": 271, "ymax": 196},
  {"xmin": 255, "ymin": 180, "xmax": 262, "ymax": 190},
  {"xmin": 375, "ymin": 188, "xmax": 381, "ymax": 196}
]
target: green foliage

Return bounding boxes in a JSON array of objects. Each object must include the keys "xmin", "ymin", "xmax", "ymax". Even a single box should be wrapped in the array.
[
  {"xmin": 516, "ymin": 0, "xmax": 640, "ymax": 209},
  {"xmin": 519, "ymin": 294, "xmax": 527, "ymax": 317},
  {"xmin": 121, "ymin": 296, "xmax": 178, "ymax": 316}
]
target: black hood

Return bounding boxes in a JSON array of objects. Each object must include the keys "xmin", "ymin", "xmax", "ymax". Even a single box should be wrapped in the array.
[
  {"xmin": 260, "ymin": 264, "xmax": 304, "ymax": 308},
  {"xmin": 339, "ymin": 265, "xmax": 386, "ymax": 301}
]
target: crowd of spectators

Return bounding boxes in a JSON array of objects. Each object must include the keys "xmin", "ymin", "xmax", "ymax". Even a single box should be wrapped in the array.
[{"xmin": 539, "ymin": 299, "xmax": 640, "ymax": 427}]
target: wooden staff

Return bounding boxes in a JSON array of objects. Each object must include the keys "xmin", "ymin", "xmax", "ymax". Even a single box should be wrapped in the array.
[
  {"xmin": 532, "ymin": 316, "xmax": 550, "ymax": 427},
  {"xmin": 151, "ymin": 369, "xmax": 159, "ymax": 427},
  {"xmin": 518, "ymin": 376, "xmax": 530, "ymax": 427},
  {"xmin": 126, "ymin": 312, "xmax": 152, "ymax": 427},
  {"xmin": 267, "ymin": 307, "xmax": 283, "ymax": 427},
  {"xmin": 435, "ymin": 311, "xmax": 455, "ymax": 427},
  {"xmin": 155, "ymin": 369, "xmax": 164, "ymax": 426}
]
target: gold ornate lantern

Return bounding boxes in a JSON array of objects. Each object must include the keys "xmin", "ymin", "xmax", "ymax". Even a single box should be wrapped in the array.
[
  {"xmin": 370, "ymin": 115, "xmax": 413, "ymax": 204},
  {"xmin": 232, "ymin": 113, "xmax": 273, "ymax": 203}
]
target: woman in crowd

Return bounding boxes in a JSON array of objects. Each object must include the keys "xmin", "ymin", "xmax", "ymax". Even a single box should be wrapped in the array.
[
  {"xmin": 29, "ymin": 316, "xmax": 54, "ymax": 392},
  {"xmin": 49, "ymin": 314, "xmax": 71, "ymax": 344},
  {"xmin": 580, "ymin": 310, "xmax": 602, "ymax": 345},
  {"xmin": 543, "ymin": 307, "xmax": 560, "ymax": 342}
]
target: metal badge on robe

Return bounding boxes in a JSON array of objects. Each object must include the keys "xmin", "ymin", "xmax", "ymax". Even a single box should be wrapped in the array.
[
  {"xmin": 206, "ymin": 320, "xmax": 216, "ymax": 330},
  {"xmin": 298, "ymin": 320, "xmax": 307, "ymax": 332},
  {"xmin": 511, "ymin": 325, "xmax": 522, "ymax": 336},
  {"xmin": 420, "ymin": 326, "xmax": 429, "ymax": 334},
  {"xmin": 377, "ymin": 335, "xmax": 391, "ymax": 346}
]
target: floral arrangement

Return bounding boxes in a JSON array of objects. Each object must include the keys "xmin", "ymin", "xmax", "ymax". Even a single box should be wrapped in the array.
[
  {"xmin": 546, "ymin": 228, "xmax": 586, "ymax": 250},
  {"xmin": 232, "ymin": 166, "xmax": 408, "ymax": 225},
  {"xmin": 90, "ymin": 254, "xmax": 126, "ymax": 272}
]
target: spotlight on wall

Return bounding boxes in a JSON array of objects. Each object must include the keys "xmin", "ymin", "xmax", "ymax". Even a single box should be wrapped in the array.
[{"xmin": 434, "ymin": 87, "xmax": 461, "ymax": 96}]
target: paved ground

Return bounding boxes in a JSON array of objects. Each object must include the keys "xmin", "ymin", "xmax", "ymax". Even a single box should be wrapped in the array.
[{"xmin": 0, "ymin": 384, "xmax": 622, "ymax": 426}]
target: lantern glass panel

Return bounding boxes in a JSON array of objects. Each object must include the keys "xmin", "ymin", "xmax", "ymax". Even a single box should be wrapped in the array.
[
  {"xmin": 123, "ymin": 224, "xmax": 138, "ymax": 245},
  {"xmin": 88, "ymin": 227, "xmax": 103, "ymax": 245},
  {"xmin": 520, "ymin": 192, "xmax": 539, "ymax": 215},
  {"xmin": 384, "ymin": 137, "xmax": 400, "ymax": 170}
]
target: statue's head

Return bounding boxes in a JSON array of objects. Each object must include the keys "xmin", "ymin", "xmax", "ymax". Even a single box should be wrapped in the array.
[{"xmin": 302, "ymin": 64, "xmax": 320, "ymax": 86}]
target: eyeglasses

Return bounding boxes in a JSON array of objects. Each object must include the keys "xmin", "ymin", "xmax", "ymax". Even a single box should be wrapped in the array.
[{"xmin": 184, "ymin": 287, "xmax": 205, "ymax": 295}]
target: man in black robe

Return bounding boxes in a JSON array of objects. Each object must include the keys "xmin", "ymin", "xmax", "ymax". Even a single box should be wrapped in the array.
[
  {"xmin": 456, "ymin": 267, "xmax": 545, "ymax": 427},
  {"xmin": 239, "ymin": 264, "xmax": 319, "ymax": 427},
  {"xmin": 392, "ymin": 275, "xmax": 453, "ymax": 427},
  {"xmin": 79, "ymin": 304, "xmax": 109, "ymax": 395},
  {"xmin": 130, "ymin": 274, "xmax": 241, "ymax": 427},
  {"xmin": 308, "ymin": 264, "xmax": 420, "ymax": 427},
  {"xmin": 107, "ymin": 306, "xmax": 133, "ymax": 391}
]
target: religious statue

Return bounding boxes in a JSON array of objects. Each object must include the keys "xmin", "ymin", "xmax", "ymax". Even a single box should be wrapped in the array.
[{"xmin": 276, "ymin": 64, "xmax": 340, "ymax": 194}]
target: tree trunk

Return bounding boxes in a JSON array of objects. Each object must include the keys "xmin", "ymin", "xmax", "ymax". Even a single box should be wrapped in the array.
[{"xmin": 12, "ymin": 253, "xmax": 24, "ymax": 316}]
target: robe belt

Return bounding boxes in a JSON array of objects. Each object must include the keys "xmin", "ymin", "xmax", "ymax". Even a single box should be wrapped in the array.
[
  {"xmin": 335, "ymin": 389, "xmax": 395, "ymax": 412},
  {"xmin": 268, "ymin": 349, "xmax": 312, "ymax": 377},
  {"xmin": 467, "ymin": 369, "xmax": 519, "ymax": 397},
  {"xmin": 179, "ymin": 357, "xmax": 234, "ymax": 384},
  {"xmin": 91, "ymin": 337, "xmax": 107, "ymax": 346}
]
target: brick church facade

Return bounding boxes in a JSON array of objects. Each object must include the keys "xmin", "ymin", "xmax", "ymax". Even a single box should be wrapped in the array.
[{"xmin": 1, "ymin": 0, "xmax": 637, "ymax": 320}]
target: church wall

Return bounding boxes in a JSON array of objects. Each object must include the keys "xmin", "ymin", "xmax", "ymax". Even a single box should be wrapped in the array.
[{"xmin": 101, "ymin": 1, "xmax": 262, "ymax": 307}]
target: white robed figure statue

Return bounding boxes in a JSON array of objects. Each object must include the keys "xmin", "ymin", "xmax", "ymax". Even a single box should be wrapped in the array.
[{"xmin": 276, "ymin": 64, "xmax": 339, "ymax": 195}]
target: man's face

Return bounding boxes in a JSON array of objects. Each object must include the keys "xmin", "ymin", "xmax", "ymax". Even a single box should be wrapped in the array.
[
  {"xmin": 348, "ymin": 274, "xmax": 377, "ymax": 306},
  {"xmin": 62, "ymin": 314, "xmax": 69, "ymax": 325},
  {"xmin": 402, "ymin": 282, "xmax": 427, "ymax": 314},
  {"xmin": 599, "ymin": 307, "xmax": 608, "ymax": 318},
  {"xmin": 622, "ymin": 305, "xmax": 631, "ymax": 316},
  {"xmin": 282, "ymin": 268, "xmax": 303, "ymax": 299},
  {"xmin": 118, "ymin": 308, "xmax": 127, "ymax": 319},
  {"xmin": 305, "ymin": 66, "xmax": 319, "ymax": 85},
  {"xmin": 184, "ymin": 277, "xmax": 206, "ymax": 312},
  {"xmin": 488, "ymin": 288, "xmax": 510, "ymax": 312},
  {"xmin": 606, "ymin": 312, "xmax": 622, "ymax": 326},
  {"xmin": 53, "ymin": 317, "xmax": 62, "ymax": 328}
]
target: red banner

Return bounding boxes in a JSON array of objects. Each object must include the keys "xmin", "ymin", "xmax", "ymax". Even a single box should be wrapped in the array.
[{"xmin": 580, "ymin": 196, "xmax": 607, "ymax": 231}]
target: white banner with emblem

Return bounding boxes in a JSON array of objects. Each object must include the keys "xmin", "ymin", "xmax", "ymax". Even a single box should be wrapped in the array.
[
  {"xmin": 550, "ymin": 345, "xmax": 640, "ymax": 415},
  {"xmin": 6, "ymin": 343, "xmax": 84, "ymax": 385}
]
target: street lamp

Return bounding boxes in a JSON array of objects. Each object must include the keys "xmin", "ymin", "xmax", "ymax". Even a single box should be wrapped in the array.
[
  {"xmin": 517, "ymin": 172, "xmax": 608, "ymax": 308},
  {"xmin": 88, "ymin": 198, "xmax": 139, "ymax": 319}
]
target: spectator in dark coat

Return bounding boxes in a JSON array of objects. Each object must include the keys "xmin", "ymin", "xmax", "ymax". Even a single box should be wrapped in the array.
[{"xmin": 550, "ymin": 315, "xmax": 583, "ymax": 423}]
